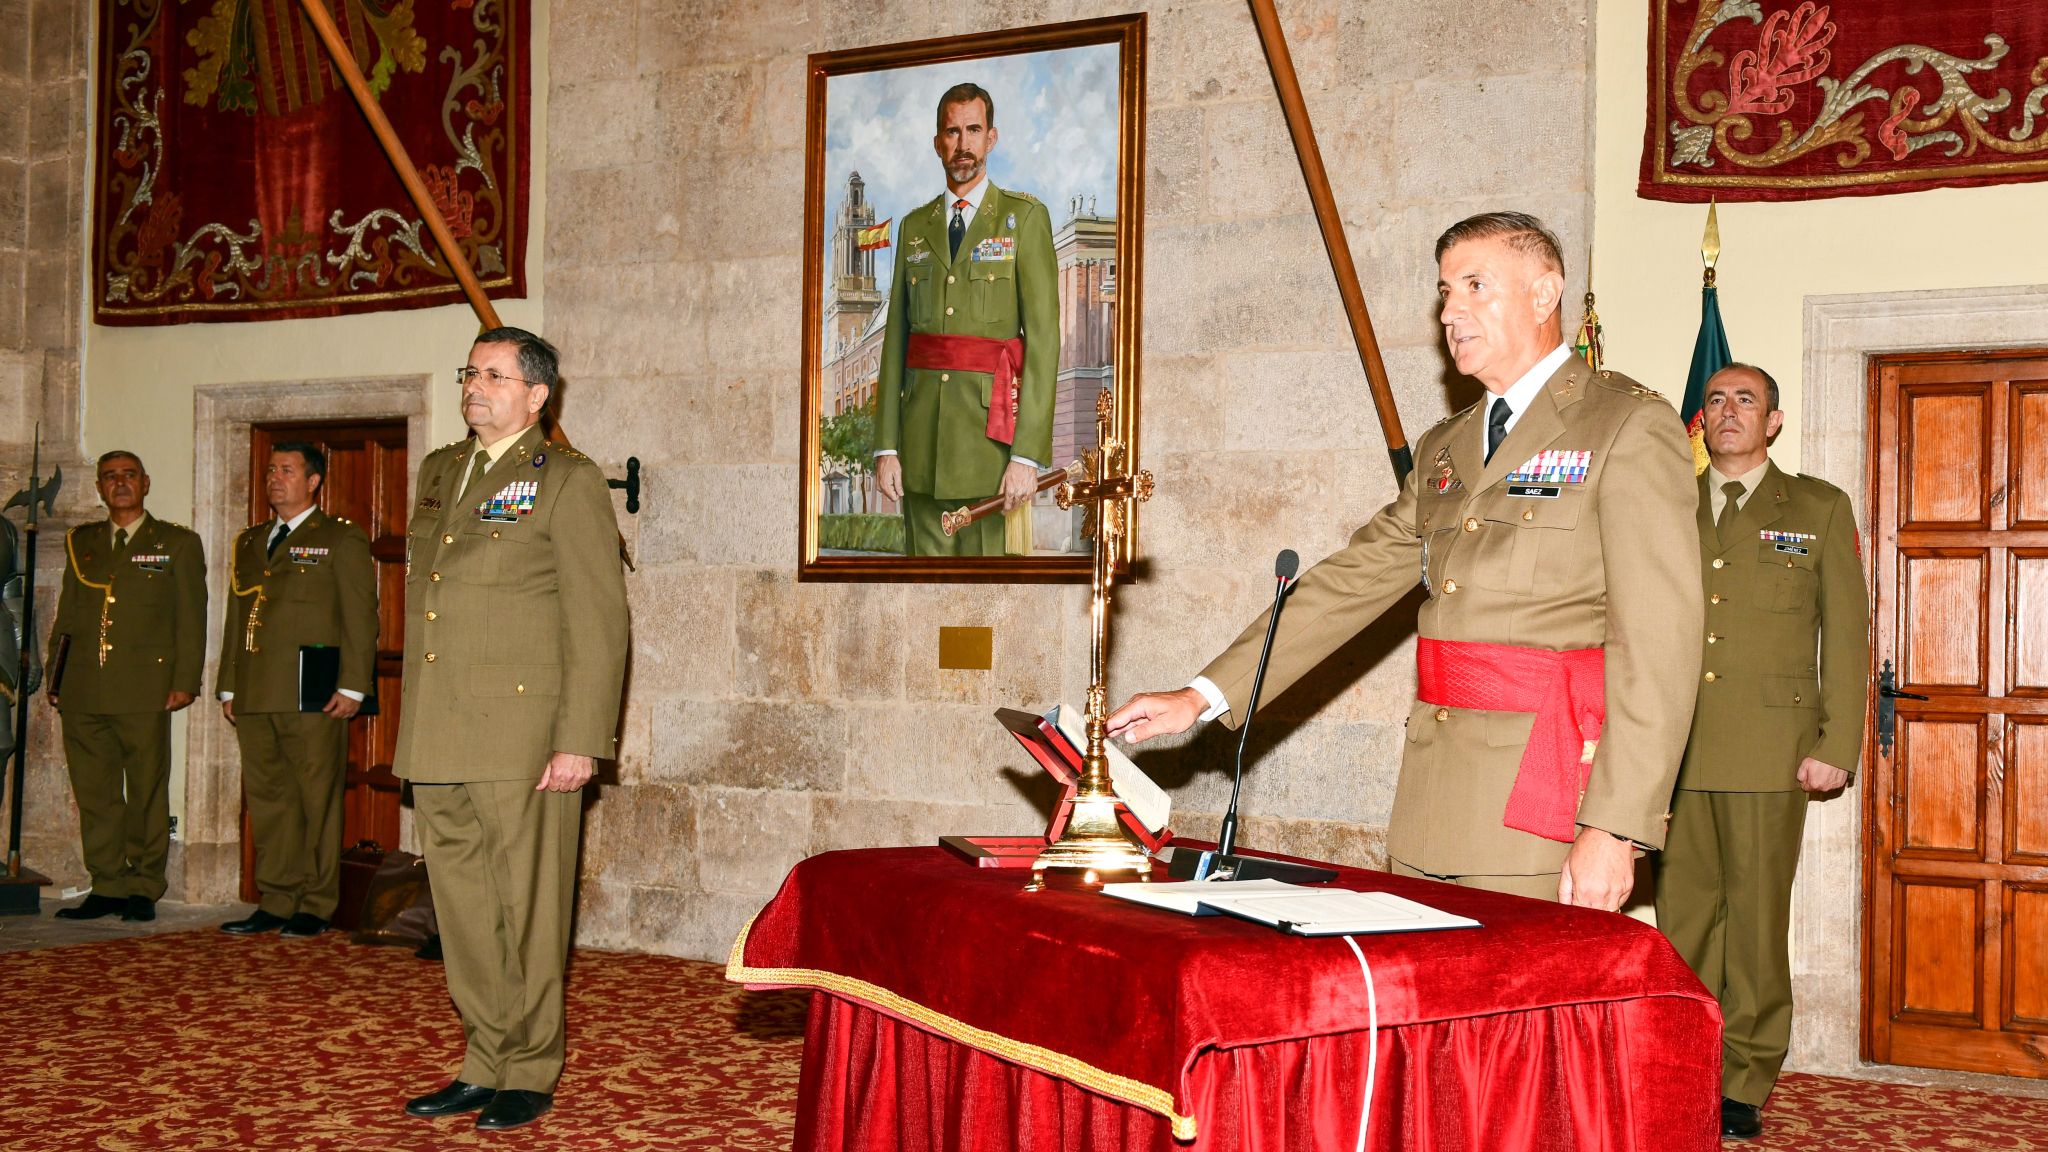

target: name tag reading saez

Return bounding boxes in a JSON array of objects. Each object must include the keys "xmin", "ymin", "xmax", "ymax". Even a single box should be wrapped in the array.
[{"xmin": 478, "ymin": 480, "xmax": 539, "ymax": 523}]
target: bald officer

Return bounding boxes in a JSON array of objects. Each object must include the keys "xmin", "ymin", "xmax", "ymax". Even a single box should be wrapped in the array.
[
  {"xmin": 1110, "ymin": 212, "xmax": 1702, "ymax": 909},
  {"xmin": 216, "ymin": 442, "xmax": 378, "ymax": 939},
  {"xmin": 398, "ymin": 327, "xmax": 628, "ymax": 1132},
  {"xmin": 873, "ymin": 81, "xmax": 1058, "ymax": 556},
  {"xmin": 47, "ymin": 451, "xmax": 206, "ymax": 923},
  {"xmin": 1656, "ymin": 363, "xmax": 1869, "ymax": 1140}
]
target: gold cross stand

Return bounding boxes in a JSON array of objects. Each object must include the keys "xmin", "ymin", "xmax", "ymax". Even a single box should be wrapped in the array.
[{"xmin": 1026, "ymin": 390, "xmax": 1154, "ymax": 891}]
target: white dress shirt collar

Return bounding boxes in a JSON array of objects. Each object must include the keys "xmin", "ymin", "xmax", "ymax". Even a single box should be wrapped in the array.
[
  {"xmin": 1483, "ymin": 343, "xmax": 1574, "ymax": 442},
  {"xmin": 273, "ymin": 504, "xmax": 318, "ymax": 535}
]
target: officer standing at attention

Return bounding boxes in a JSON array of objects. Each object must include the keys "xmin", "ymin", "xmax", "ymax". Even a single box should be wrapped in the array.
[
  {"xmin": 47, "ymin": 451, "xmax": 206, "ymax": 922},
  {"xmin": 1109, "ymin": 212, "xmax": 1702, "ymax": 908},
  {"xmin": 1655, "ymin": 363, "xmax": 1869, "ymax": 1141},
  {"xmin": 873, "ymin": 81, "xmax": 1059, "ymax": 556},
  {"xmin": 216, "ymin": 442, "xmax": 378, "ymax": 938},
  {"xmin": 398, "ymin": 327, "xmax": 628, "ymax": 1132}
]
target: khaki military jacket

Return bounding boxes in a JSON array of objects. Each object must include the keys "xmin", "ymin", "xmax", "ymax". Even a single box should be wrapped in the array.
[
  {"xmin": 394, "ymin": 425, "xmax": 629, "ymax": 783},
  {"xmin": 1200, "ymin": 358, "xmax": 1703, "ymax": 875},
  {"xmin": 1681, "ymin": 462, "xmax": 1869, "ymax": 790},
  {"xmin": 875, "ymin": 182, "xmax": 1059, "ymax": 499},
  {"xmin": 48, "ymin": 514, "xmax": 207, "ymax": 715},
  {"xmin": 216, "ymin": 507, "xmax": 379, "ymax": 714}
]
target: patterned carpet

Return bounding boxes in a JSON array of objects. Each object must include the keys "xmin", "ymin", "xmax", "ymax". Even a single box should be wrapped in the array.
[
  {"xmin": 1, "ymin": 930, "xmax": 2041, "ymax": 1150},
  {"xmin": 0, "ymin": 930, "xmax": 806, "ymax": 1151}
]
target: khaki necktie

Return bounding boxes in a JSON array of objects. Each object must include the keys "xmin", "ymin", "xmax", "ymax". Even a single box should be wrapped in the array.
[
  {"xmin": 1716, "ymin": 480, "xmax": 1745, "ymax": 547},
  {"xmin": 458, "ymin": 450, "xmax": 491, "ymax": 504}
]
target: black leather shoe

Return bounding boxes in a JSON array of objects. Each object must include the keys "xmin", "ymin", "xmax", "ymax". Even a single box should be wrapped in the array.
[
  {"xmin": 122, "ymin": 896, "xmax": 156, "ymax": 922},
  {"xmin": 406, "ymin": 1079, "xmax": 497, "ymax": 1117},
  {"xmin": 54, "ymin": 894, "xmax": 126, "ymax": 920},
  {"xmin": 280, "ymin": 913, "xmax": 329, "ymax": 938},
  {"xmin": 474, "ymin": 1090, "xmax": 552, "ymax": 1130},
  {"xmin": 1721, "ymin": 1096, "xmax": 1763, "ymax": 1138},
  {"xmin": 220, "ymin": 909, "xmax": 289, "ymax": 935}
]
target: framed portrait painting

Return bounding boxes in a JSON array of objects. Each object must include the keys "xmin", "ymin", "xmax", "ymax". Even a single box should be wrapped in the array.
[{"xmin": 797, "ymin": 14, "xmax": 1145, "ymax": 582}]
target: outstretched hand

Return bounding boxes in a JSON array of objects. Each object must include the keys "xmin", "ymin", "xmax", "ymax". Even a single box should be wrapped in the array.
[{"xmin": 1105, "ymin": 688, "xmax": 1206, "ymax": 744}]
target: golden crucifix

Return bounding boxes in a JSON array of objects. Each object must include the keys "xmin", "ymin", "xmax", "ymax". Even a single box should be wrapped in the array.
[{"xmin": 1026, "ymin": 389, "xmax": 1154, "ymax": 890}]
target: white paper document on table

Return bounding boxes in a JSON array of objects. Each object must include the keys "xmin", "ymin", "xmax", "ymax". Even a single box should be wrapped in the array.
[{"xmin": 1102, "ymin": 879, "xmax": 1481, "ymax": 936}]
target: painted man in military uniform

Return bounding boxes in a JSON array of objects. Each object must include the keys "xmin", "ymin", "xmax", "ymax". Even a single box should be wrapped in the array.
[
  {"xmin": 1110, "ymin": 212, "xmax": 1702, "ymax": 909},
  {"xmin": 398, "ymin": 327, "xmax": 628, "ymax": 1132},
  {"xmin": 216, "ymin": 442, "xmax": 377, "ymax": 939},
  {"xmin": 873, "ymin": 82, "xmax": 1058, "ymax": 556},
  {"xmin": 47, "ymin": 452, "xmax": 206, "ymax": 922},
  {"xmin": 1655, "ymin": 363, "xmax": 1868, "ymax": 1140}
]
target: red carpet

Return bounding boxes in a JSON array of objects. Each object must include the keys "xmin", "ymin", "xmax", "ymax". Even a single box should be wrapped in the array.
[
  {"xmin": 0, "ymin": 930, "xmax": 806, "ymax": 1150},
  {"xmin": 2, "ymin": 931, "xmax": 2041, "ymax": 1150}
]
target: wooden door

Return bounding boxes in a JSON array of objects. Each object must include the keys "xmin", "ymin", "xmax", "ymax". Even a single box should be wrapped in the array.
[
  {"xmin": 1865, "ymin": 350, "xmax": 2048, "ymax": 1077},
  {"xmin": 239, "ymin": 420, "xmax": 409, "ymax": 902}
]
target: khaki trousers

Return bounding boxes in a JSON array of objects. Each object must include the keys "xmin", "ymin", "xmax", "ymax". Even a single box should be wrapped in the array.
[
  {"xmin": 61, "ymin": 711, "xmax": 172, "ymax": 901},
  {"xmin": 413, "ymin": 781, "xmax": 582, "ymax": 1093},
  {"xmin": 1390, "ymin": 856, "xmax": 1561, "ymax": 901},
  {"xmin": 902, "ymin": 490, "xmax": 1008, "ymax": 556},
  {"xmin": 1654, "ymin": 787, "xmax": 1809, "ymax": 1105},
  {"xmin": 236, "ymin": 711, "xmax": 348, "ymax": 919}
]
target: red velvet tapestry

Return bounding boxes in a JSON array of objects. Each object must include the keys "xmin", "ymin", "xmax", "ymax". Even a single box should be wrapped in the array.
[
  {"xmin": 90, "ymin": 0, "xmax": 530, "ymax": 324},
  {"xmin": 1642, "ymin": 0, "xmax": 2048, "ymax": 202}
]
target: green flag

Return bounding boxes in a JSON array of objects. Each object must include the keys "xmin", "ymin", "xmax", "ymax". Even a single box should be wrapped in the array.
[{"xmin": 1680, "ymin": 278, "xmax": 1728, "ymax": 476}]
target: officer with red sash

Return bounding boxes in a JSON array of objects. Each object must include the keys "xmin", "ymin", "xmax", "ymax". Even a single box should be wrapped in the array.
[
  {"xmin": 874, "ymin": 82, "xmax": 1057, "ymax": 556},
  {"xmin": 1110, "ymin": 213, "xmax": 1702, "ymax": 909}
]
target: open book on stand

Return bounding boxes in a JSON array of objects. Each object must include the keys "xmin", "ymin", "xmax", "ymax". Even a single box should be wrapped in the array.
[
  {"xmin": 1100, "ymin": 878, "xmax": 1481, "ymax": 937},
  {"xmin": 940, "ymin": 706, "xmax": 1174, "ymax": 868}
]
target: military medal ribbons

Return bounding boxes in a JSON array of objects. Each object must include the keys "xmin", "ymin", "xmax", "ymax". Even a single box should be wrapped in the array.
[
  {"xmin": 970, "ymin": 236, "xmax": 1016, "ymax": 261},
  {"xmin": 129, "ymin": 552, "xmax": 171, "ymax": 572},
  {"xmin": 287, "ymin": 545, "xmax": 328, "ymax": 565},
  {"xmin": 1504, "ymin": 450, "xmax": 1592, "ymax": 484},
  {"xmin": 478, "ymin": 480, "xmax": 540, "ymax": 521},
  {"xmin": 1759, "ymin": 530, "xmax": 1816, "ymax": 543}
]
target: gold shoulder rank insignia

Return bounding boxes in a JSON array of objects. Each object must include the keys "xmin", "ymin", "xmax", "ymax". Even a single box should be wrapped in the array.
[{"xmin": 1628, "ymin": 383, "xmax": 1664, "ymax": 399}]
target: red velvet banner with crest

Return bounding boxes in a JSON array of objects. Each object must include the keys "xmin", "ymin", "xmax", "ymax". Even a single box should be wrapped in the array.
[
  {"xmin": 1643, "ymin": 1, "xmax": 2048, "ymax": 202},
  {"xmin": 91, "ymin": 0, "xmax": 529, "ymax": 324}
]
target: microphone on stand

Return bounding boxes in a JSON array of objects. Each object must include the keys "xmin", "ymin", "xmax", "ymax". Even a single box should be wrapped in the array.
[{"xmin": 1169, "ymin": 549, "xmax": 1337, "ymax": 885}]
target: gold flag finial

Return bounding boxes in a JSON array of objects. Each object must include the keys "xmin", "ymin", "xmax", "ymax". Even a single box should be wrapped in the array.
[{"xmin": 1701, "ymin": 199, "xmax": 1721, "ymax": 283}]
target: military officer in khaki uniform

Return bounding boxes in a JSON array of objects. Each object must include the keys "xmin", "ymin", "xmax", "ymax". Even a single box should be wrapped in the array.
[
  {"xmin": 873, "ymin": 81, "xmax": 1058, "ymax": 556},
  {"xmin": 47, "ymin": 451, "xmax": 207, "ymax": 923},
  {"xmin": 398, "ymin": 327, "xmax": 628, "ymax": 1132},
  {"xmin": 1655, "ymin": 363, "xmax": 1868, "ymax": 1140},
  {"xmin": 1111, "ymin": 213, "xmax": 1702, "ymax": 909},
  {"xmin": 216, "ymin": 442, "xmax": 378, "ymax": 938}
]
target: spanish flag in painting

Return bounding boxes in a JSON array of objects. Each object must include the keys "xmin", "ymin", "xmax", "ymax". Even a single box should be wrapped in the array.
[{"xmin": 856, "ymin": 219, "xmax": 893, "ymax": 251}]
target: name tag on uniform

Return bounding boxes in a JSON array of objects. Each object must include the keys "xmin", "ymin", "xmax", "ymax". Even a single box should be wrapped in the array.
[
  {"xmin": 130, "ymin": 553, "xmax": 170, "ymax": 572},
  {"xmin": 1504, "ymin": 450, "xmax": 1591, "ymax": 484},
  {"xmin": 970, "ymin": 237, "xmax": 1015, "ymax": 261},
  {"xmin": 478, "ymin": 480, "xmax": 539, "ymax": 522},
  {"xmin": 1773, "ymin": 542, "xmax": 1810, "ymax": 556},
  {"xmin": 289, "ymin": 546, "xmax": 329, "ymax": 565},
  {"xmin": 1506, "ymin": 483, "xmax": 1561, "ymax": 499}
]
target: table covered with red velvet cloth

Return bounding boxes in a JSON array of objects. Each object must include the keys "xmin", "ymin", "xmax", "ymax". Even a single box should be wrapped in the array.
[{"xmin": 727, "ymin": 847, "xmax": 1719, "ymax": 1151}]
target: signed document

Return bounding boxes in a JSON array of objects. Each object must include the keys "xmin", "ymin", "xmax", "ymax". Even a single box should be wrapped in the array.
[{"xmin": 1102, "ymin": 879, "xmax": 1481, "ymax": 937}]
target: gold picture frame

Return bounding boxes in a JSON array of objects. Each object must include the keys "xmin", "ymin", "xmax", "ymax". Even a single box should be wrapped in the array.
[{"xmin": 796, "ymin": 14, "xmax": 1146, "ymax": 583}]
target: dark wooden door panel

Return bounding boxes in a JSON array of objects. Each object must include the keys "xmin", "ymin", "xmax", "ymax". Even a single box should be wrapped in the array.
[
  {"xmin": 1867, "ymin": 351, "xmax": 2048, "ymax": 1080},
  {"xmin": 240, "ymin": 420, "xmax": 408, "ymax": 904}
]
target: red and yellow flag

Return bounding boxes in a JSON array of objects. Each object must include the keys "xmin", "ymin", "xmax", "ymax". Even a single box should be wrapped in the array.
[{"xmin": 856, "ymin": 219, "xmax": 892, "ymax": 251}]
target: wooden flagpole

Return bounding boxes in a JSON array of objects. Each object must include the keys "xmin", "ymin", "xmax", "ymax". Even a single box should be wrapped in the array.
[
  {"xmin": 1246, "ymin": 0, "xmax": 1412, "ymax": 485},
  {"xmin": 296, "ymin": 0, "xmax": 502, "ymax": 331}
]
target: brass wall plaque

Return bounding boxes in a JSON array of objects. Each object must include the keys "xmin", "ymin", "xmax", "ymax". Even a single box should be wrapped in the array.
[{"xmin": 937, "ymin": 626, "xmax": 994, "ymax": 670}]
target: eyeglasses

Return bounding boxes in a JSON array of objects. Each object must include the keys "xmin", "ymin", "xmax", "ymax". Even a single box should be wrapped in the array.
[{"xmin": 455, "ymin": 366, "xmax": 540, "ymax": 387}]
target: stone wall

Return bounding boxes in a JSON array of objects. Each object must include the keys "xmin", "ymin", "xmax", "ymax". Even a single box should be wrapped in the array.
[
  {"xmin": 2, "ymin": 0, "xmax": 93, "ymax": 890},
  {"xmin": 547, "ymin": 0, "xmax": 1595, "ymax": 959}
]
